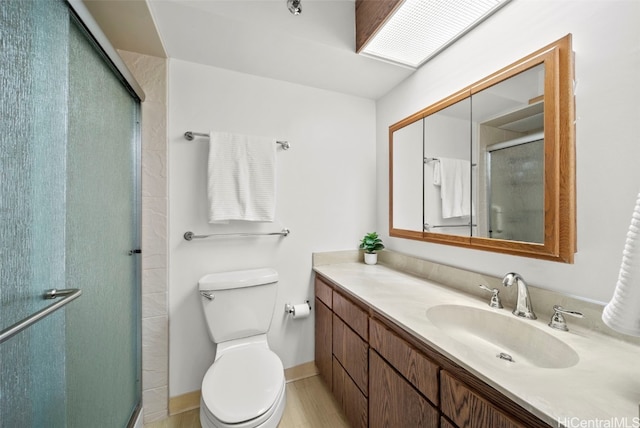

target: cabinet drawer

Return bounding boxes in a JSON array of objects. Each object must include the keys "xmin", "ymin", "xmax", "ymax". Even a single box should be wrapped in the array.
[
  {"xmin": 333, "ymin": 290, "xmax": 368, "ymax": 340},
  {"xmin": 369, "ymin": 318, "xmax": 439, "ymax": 405},
  {"xmin": 333, "ymin": 314, "xmax": 368, "ymax": 395},
  {"xmin": 315, "ymin": 276, "xmax": 332, "ymax": 308},
  {"xmin": 333, "ymin": 357, "xmax": 368, "ymax": 428},
  {"xmin": 441, "ymin": 371, "xmax": 526, "ymax": 428},
  {"xmin": 369, "ymin": 350, "xmax": 439, "ymax": 428}
]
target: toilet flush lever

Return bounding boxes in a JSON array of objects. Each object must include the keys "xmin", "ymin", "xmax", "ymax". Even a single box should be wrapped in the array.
[{"xmin": 200, "ymin": 291, "xmax": 215, "ymax": 301}]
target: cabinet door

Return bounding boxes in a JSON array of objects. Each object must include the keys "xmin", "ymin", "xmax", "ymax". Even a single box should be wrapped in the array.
[
  {"xmin": 333, "ymin": 357, "xmax": 368, "ymax": 428},
  {"xmin": 369, "ymin": 318, "xmax": 440, "ymax": 405},
  {"xmin": 315, "ymin": 298, "xmax": 332, "ymax": 389},
  {"xmin": 441, "ymin": 371, "xmax": 527, "ymax": 428},
  {"xmin": 333, "ymin": 314, "xmax": 368, "ymax": 395},
  {"xmin": 369, "ymin": 350, "xmax": 439, "ymax": 428}
]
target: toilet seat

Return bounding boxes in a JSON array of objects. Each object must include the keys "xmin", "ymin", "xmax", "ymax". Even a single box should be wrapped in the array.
[{"xmin": 201, "ymin": 346, "xmax": 285, "ymax": 427}]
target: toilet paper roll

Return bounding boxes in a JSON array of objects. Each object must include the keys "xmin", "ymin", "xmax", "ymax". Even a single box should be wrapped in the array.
[{"xmin": 291, "ymin": 303, "xmax": 310, "ymax": 319}]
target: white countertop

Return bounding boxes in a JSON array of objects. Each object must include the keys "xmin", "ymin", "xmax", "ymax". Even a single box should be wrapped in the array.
[{"xmin": 314, "ymin": 262, "xmax": 640, "ymax": 428}]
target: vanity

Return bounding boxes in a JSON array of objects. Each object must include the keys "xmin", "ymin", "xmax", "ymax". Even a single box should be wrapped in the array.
[{"xmin": 313, "ymin": 252, "xmax": 640, "ymax": 428}]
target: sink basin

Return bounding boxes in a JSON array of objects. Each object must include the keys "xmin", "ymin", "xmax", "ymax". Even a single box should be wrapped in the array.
[{"xmin": 426, "ymin": 304, "xmax": 579, "ymax": 369}]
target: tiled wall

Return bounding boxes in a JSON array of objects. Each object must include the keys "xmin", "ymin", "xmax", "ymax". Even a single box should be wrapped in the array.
[{"xmin": 119, "ymin": 51, "xmax": 169, "ymax": 423}]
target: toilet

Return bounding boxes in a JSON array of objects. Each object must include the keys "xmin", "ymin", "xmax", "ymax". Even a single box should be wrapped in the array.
[{"xmin": 198, "ymin": 268, "xmax": 286, "ymax": 428}]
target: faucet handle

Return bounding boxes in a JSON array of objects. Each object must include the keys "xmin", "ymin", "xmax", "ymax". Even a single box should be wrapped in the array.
[
  {"xmin": 549, "ymin": 305, "xmax": 584, "ymax": 331},
  {"xmin": 478, "ymin": 284, "xmax": 503, "ymax": 309}
]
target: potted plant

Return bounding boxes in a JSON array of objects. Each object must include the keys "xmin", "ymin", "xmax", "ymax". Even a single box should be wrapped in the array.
[{"xmin": 359, "ymin": 232, "xmax": 385, "ymax": 265}]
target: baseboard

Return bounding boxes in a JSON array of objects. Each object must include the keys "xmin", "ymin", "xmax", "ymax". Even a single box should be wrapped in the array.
[
  {"xmin": 169, "ymin": 362, "xmax": 319, "ymax": 415},
  {"xmin": 169, "ymin": 390, "xmax": 200, "ymax": 416},
  {"xmin": 284, "ymin": 361, "xmax": 319, "ymax": 383}
]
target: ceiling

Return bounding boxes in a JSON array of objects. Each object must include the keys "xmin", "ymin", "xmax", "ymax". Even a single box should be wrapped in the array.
[{"xmin": 83, "ymin": 0, "xmax": 415, "ymax": 100}]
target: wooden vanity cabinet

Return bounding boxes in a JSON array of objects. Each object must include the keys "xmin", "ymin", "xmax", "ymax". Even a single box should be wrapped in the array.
[
  {"xmin": 369, "ymin": 318, "xmax": 439, "ymax": 404},
  {"xmin": 333, "ymin": 357, "xmax": 368, "ymax": 428},
  {"xmin": 314, "ymin": 276, "xmax": 333, "ymax": 389},
  {"xmin": 314, "ymin": 273, "xmax": 551, "ymax": 428},
  {"xmin": 369, "ymin": 318, "xmax": 439, "ymax": 427},
  {"xmin": 440, "ymin": 371, "xmax": 524, "ymax": 428},
  {"xmin": 333, "ymin": 314, "xmax": 368, "ymax": 395},
  {"xmin": 314, "ymin": 275, "xmax": 369, "ymax": 428},
  {"xmin": 369, "ymin": 350, "xmax": 439, "ymax": 427}
]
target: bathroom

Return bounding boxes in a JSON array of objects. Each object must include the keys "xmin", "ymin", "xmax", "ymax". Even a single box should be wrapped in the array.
[{"xmin": 1, "ymin": 0, "xmax": 639, "ymax": 426}]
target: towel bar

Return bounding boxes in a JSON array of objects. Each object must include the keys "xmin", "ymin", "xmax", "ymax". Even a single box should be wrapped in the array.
[
  {"xmin": 184, "ymin": 228, "xmax": 290, "ymax": 241},
  {"xmin": 424, "ymin": 157, "xmax": 476, "ymax": 166},
  {"xmin": 184, "ymin": 131, "xmax": 290, "ymax": 150},
  {"xmin": 424, "ymin": 223, "xmax": 477, "ymax": 230}
]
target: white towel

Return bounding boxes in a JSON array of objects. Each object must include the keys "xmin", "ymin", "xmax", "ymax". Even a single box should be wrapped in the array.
[
  {"xmin": 602, "ymin": 192, "xmax": 640, "ymax": 336},
  {"xmin": 434, "ymin": 157, "xmax": 472, "ymax": 219},
  {"xmin": 207, "ymin": 132, "xmax": 276, "ymax": 223}
]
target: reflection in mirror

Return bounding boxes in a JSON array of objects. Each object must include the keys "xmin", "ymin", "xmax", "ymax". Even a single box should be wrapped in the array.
[
  {"xmin": 423, "ymin": 97, "xmax": 471, "ymax": 236},
  {"xmin": 486, "ymin": 136, "xmax": 544, "ymax": 242},
  {"xmin": 472, "ymin": 64, "xmax": 545, "ymax": 243}
]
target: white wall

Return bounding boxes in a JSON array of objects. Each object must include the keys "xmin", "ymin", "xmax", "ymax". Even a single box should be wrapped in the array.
[
  {"xmin": 377, "ymin": 0, "xmax": 640, "ymax": 303},
  {"xmin": 168, "ymin": 59, "xmax": 376, "ymax": 397}
]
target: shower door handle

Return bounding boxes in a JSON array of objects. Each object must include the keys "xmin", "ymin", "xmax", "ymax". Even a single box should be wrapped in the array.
[
  {"xmin": 0, "ymin": 288, "xmax": 82, "ymax": 344},
  {"xmin": 128, "ymin": 249, "xmax": 142, "ymax": 256},
  {"xmin": 43, "ymin": 288, "xmax": 80, "ymax": 299}
]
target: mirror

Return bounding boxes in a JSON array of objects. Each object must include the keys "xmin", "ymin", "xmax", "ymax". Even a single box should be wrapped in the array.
[
  {"xmin": 472, "ymin": 64, "xmax": 545, "ymax": 243},
  {"xmin": 391, "ymin": 118, "xmax": 423, "ymax": 234},
  {"xmin": 389, "ymin": 35, "xmax": 575, "ymax": 263},
  {"xmin": 424, "ymin": 97, "xmax": 472, "ymax": 238}
]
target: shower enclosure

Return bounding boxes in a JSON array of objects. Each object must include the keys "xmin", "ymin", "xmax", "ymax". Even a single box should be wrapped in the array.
[
  {"xmin": 486, "ymin": 134, "xmax": 544, "ymax": 243},
  {"xmin": 1, "ymin": 0, "xmax": 141, "ymax": 426}
]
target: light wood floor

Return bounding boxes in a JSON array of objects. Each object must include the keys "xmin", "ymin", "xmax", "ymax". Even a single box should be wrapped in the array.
[{"xmin": 144, "ymin": 375, "xmax": 349, "ymax": 428}]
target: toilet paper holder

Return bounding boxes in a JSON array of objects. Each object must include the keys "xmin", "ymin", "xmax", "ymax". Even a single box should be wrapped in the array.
[{"xmin": 284, "ymin": 300, "xmax": 311, "ymax": 315}]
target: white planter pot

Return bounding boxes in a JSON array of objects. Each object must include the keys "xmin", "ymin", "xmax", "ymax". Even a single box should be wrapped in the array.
[{"xmin": 364, "ymin": 252, "xmax": 378, "ymax": 265}]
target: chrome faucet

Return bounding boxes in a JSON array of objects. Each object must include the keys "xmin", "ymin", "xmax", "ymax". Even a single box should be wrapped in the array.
[{"xmin": 502, "ymin": 272, "xmax": 537, "ymax": 319}]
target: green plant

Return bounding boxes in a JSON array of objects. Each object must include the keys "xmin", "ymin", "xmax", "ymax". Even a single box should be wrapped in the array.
[{"xmin": 359, "ymin": 232, "xmax": 385, "ymax": 254}]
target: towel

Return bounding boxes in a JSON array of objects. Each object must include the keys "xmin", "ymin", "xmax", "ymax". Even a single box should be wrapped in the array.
[
  {"xmin": 207, "ymin": 132, "xmax": 276, "ymax": 223},
  {"xmin": 602, "ymin": 192, "xmax": 640, "ymax": 336},
  {"xmin": 433, "ymin": 157, "xmax": 472, "ymax": 219}
]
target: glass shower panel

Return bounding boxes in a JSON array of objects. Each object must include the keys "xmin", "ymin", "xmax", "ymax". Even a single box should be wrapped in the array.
[
  {"xmin": 488, "ymin": 139, "xmax": 544, "ymax": 243},
  {"xmin": 0, "ymin": 0, "xmax": 69, "ymax": 426},
  {"xmin": 65, "ymin": 16, "xmax": 140, "ymax": 427},
  {"xmin": 1, "ymin": 2, "xmax": 140, "ymax": 426}
]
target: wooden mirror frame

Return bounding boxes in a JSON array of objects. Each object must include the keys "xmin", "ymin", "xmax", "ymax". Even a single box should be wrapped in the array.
[{"xmin": 389, "ymin": 34, "xmax": 575, "ymax": 263}]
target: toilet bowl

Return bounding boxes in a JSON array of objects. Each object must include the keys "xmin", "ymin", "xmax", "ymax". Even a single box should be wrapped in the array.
[
  {"xmin": 200, "ymin": 339, "xmax": 286, "ymax": 428},
  {"xmin": 198, "ymin": 269, "xmax": 286, "ymax": 428}
]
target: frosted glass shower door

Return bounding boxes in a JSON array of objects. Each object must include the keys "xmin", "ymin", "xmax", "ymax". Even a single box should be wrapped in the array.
[
  {"xmin": 1, "ymin": 1, "xmax": 141, "ymax": 426},
  {"xmin": 64, "ymin": 15, "xmax": 141, "ymax": 428},
  {"xmin": 488, "ymin": 139, "xmax": 544, "ymax": 243},
  {"xmin": 1, "ymin": 0, "xmax": 69, "ymax": 425}
]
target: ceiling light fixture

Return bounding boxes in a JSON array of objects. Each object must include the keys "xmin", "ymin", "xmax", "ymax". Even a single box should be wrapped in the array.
[
  {"xmin": 287, "ymin": 0, "xmax": 301, "ymax": 15},
  {"xmin": 360, "ymin": 0, "xmax": 511, "ymax": 68}
]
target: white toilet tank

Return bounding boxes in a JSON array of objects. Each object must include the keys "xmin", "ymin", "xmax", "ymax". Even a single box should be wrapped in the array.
[{"xmin": 198, "ymin": 268, "xmax": 278, "ymax": 344}]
